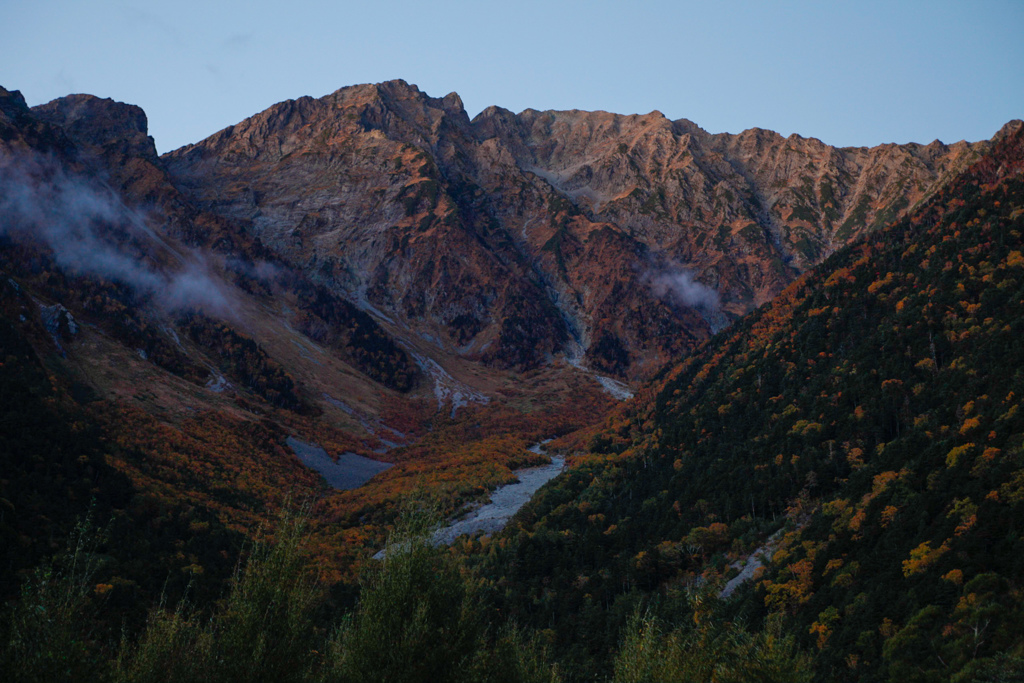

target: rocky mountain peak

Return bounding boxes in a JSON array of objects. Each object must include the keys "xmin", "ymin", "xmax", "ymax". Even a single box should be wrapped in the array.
[
  {"xmin": 472, "ymin": 105, "xmax": 520, "ymax": 134},
  {"xmin": 670, "ymin": 117, "xmax": 708, "ymax": 140},
  {"xmin": 328, "ymin": 79, "xmax": 467, "ymax": 121},
  {"xmin": 995, "ymin": 119, "xmax": 1024, "ymax": 141},
  {"xmin": 157, "ymin": 81, "xmax": 1011, "ymax": 379},
  {"xmin": 1, "ymin": 86, "xmax": 74, "ymax": 156},
  {"xmin": 440, "ymin": 91, "xmax": 465, "ymax": 115},
  {"xmin": 32, "ymin": 94, "xmax": 157, "ymax": 161},
  {"xmin": 0, "ymin": 86, "xmax": 29, "ymax": 118}
]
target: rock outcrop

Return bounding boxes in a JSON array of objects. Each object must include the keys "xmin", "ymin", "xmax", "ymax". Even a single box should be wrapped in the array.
[{"xmin": 161, "ymin": 80, "xmax": 993, "ymax": 378}]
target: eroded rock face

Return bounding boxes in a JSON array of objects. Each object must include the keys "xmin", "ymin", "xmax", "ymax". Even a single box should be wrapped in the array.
[
  {"xmin": 33, "ymin": 94, "xmax": 157, "ymax": 162},
  {"xmin": 161, "ymin": 79, "xmax": 994, "ymax": 378},
  {"xmin": 29, "ymin": 92, "xmax": 255, "ymax": 255},
  {"xmin": 14, "ymin": 90, "xmax": 419, "ymax": 393},
  {"xmin": 1, "ymin": 86, "xmax": 75, "ymax": 157}
]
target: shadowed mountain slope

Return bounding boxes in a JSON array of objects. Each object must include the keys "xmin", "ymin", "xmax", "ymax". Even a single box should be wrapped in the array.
[{"xmin": 472, "ymin": 121, "xmax": 1024, "ymax": 680}]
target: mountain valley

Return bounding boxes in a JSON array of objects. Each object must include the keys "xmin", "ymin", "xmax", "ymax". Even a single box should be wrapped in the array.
[{"xmin": 1, "ymin": 78, "xmax": 1023, "ymax": 681}]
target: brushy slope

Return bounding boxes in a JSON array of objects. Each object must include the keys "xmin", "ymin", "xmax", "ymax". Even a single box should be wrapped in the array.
[{"xmin": 474, "ymin": 125, "xmax": 1024, "ymax": 681}]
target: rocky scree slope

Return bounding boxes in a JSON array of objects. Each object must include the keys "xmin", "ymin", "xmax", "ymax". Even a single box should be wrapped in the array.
[{"xmin": 163, "ymin": 79, "xmax": 998, "ymax": 378}]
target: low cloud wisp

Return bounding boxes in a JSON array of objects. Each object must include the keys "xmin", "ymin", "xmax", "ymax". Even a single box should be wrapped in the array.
[
  {"xmin": 0, "ymin": 151, "xmax": 230, "ymax": 314},
  {"xmin": 649, "ymin": 268, "xmax": 721, "ymax": 313},
  {"xmin": 647, "ymin": 264, "xmax": 728, "ymax": 332}
]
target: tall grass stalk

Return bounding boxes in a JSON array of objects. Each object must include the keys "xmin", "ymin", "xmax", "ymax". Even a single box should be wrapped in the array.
[{"xmin": 1, "ymin": 518, "xmax": 111, "ymax": 683}]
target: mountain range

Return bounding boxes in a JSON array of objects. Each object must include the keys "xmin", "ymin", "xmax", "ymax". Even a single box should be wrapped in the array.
[
  {"xmin": 1, "ymin": 78, "xmax": 1022, "ymax": 681},
  {"xmin": 161, "ymin": 79, "xmax": 1002, "ymax": 377}
]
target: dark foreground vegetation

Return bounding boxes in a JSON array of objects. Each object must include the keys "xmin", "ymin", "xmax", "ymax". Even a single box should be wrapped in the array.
[
  {"xmin": 0, "ymin": 508, "xmax": 814, "ymax": 683},
  {"xmin": 3, "ymin": 84, "xmax": 1024, "ymax": 682}
]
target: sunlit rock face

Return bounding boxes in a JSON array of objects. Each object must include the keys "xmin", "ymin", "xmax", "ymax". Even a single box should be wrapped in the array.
[{"xmin": 161, "ymin": 79, "xmax": 991, "ymax": 378}]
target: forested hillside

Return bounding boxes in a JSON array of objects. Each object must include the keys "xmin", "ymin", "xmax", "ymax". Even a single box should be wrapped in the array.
[{"xmin": 472, "ymin": 123, "xmax": 1024, "ymax": 681}]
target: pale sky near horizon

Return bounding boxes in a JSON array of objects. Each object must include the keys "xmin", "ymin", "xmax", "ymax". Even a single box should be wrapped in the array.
[{"xmin": 1, "ymin": 0, "xmax": 1022, "ymax": 155}]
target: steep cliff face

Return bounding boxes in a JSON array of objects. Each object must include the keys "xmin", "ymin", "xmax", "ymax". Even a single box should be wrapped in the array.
[
  {"xmin": 28, "ymin": 93, "xmax": 269, "ymax": 258},
  {"xmin": 162, "ymin": 79, "xmax": 994, "ymax": 378},
  {"xmin": 1, "ymin": 86, "xmax": 76, "ymax": 157},
  {"xmin": 33, "ymin": 94, "xmax": 157, "ymax": 162},
  {"xmin": 477, "ymin": 105, "xmax": 986, "ymax": 294},
  {"xmin": 4, "ymin": 90, "xmax": 420, "ymax": 407}
]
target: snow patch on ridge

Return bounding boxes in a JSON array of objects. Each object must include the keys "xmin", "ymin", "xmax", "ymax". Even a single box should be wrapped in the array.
[
  {"xmin": 594, "ymin": 374, "xmax": 635, "ymax": 401},
  {"xmin": 719, "ymin": 529, "xmax": 784, "ymax": 598}
]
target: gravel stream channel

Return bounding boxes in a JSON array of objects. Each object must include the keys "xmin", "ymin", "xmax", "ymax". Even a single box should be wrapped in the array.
[
  {"xmin": 374, "ymin": 440, "xmax": 563, "ymax": 558},
  {"xmin": 431, "ymin": 440, "xmax": 563, "ymax": 545}
]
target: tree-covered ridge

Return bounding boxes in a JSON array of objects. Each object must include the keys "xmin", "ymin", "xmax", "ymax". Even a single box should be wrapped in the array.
[{"xmin": 473, "ymin": 126, "xmax": 1024, "ymax": 680}]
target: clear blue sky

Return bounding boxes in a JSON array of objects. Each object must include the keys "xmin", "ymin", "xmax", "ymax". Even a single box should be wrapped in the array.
[{"xmin": 2, "ymin": 0, "xmax": 1022, "ymax": 154}]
